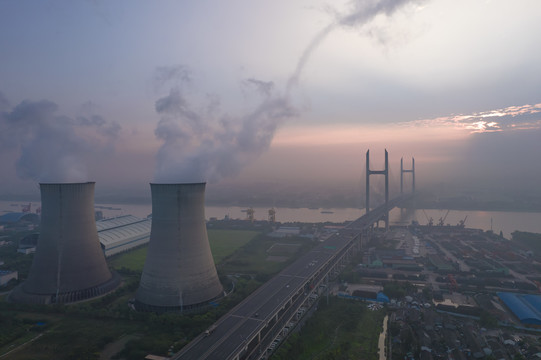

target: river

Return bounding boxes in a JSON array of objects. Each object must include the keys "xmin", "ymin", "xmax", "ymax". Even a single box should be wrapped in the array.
[{"xmin": 2, "ymin": 201, "xmax": 540, "ymax": 239}]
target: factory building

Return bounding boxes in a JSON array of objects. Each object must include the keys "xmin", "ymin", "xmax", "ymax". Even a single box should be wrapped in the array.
[
  {"xmin": 498, "ymin": 292, "xmax": 541, "ymax": 326},
  {"xmin": 96, "ymin": 215, "xmax": 151, "ymax": 257},
  {"xmin": 11, "ymin": 215, "xmax": 151, "ymax": 258},
  {"xmin": 268, "ymin": 226, "xmax": 301, "ymax": 238},
  {"xmin": 9, "ymin": 182, "xmax": 120, "ymax": 304},
  {"xmin": 135, "ymin": 183, "xmax": 223, "ymax": 313},
  {"xmin": 0, "ymin": 212, "xmax": 39, "ymax": 224},
  {"xmin": 0, "ymin": 212, "xmax": 39, "ymax": 230},
  {"xmin": 0, "ymin": 270, "xmax": 18, "ymax": 287}
]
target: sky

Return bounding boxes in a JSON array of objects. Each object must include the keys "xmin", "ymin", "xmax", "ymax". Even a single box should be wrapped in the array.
[{"xmin": 1, "ymin": 0, "xmax": 540, "ymax": 204}]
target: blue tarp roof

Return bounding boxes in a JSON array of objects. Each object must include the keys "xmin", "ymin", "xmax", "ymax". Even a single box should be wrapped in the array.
[
  {"xmin": 0, "ymin": 212, "xmax": 39, "ymax": 224},
  {"xmin": 498, "ymin": 292, "xmax": 541, "ymax": 325}
]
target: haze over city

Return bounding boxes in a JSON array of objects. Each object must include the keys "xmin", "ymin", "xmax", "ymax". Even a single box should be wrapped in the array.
[
  {"xmin": 4, "ymin": 2, "xmax": 541, "ymax": 359},
  {"xmin": 1, "ymin": 0, "xmax": 540, "ymax": 206}
]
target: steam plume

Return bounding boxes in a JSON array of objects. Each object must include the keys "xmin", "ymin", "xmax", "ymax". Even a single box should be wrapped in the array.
[
  {"xmin": 289, "ymin": 0, "xmax": 426, "ymax": 91},
  {"xmin": 154, "ymin": 0, "xmax": 425, "ymax": 183},
  {"xmin": 153, "ymin": 67, "xmax": 297, "ymax": 183},
  {"xmin": 0, "ymin": 94, "xmax": 120, "ymax": 182}
]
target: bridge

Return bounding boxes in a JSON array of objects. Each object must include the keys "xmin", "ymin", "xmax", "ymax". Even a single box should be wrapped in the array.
[{"xmin": 173, "ymin": 195, "xmax": 409, "ymax": 360}]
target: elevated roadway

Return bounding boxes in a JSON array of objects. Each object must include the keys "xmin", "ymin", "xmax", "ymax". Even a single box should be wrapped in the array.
[{"xmin": 173, "ymin": 196, "xmax": 407, "ymax": 360}]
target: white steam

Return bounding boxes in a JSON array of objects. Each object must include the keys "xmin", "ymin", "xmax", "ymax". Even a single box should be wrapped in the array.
[
  {"xmin": 153, "ymin": 67, "xmax": 298, "ymax": 183},
  {"xmin": 0, "ymin": 93, "xmax": 120, "ymax": 183},
  {"xmin": 154, "ymin": 0, "xmax": 426, "ymax": 183},
  {"xmin": 289, "ymin": 0, "xmax": 426, "ymax": 91}
]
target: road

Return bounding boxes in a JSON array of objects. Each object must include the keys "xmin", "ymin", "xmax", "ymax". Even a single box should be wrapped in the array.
[{"xmin": 173, "ymin": 197, "xmax": 407, "ymax": 360}]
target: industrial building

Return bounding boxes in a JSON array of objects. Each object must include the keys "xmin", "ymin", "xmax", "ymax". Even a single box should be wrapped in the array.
[
  {"xmin": 0, "ymin": 270, "xmax": 17, "ymax": 287},
  {"xmin": 96, "ymin": 215, "xmax": 151, "ymax": 257},
  {"xmin": 0, "ymin": 212, "xmax": 39, "ymax": 230},
  {"xmin": 0, "ymin": 212, "xmax": 39, "ymax": 224},
  {"xmin": 10, "ymin": 215, "xmax": 151, "ymax": 258},
  {"xmin": 9, "ymin": 182, "xmax": 120, "ymax": 304},
  {"xmin": 268, "ymin": 226, "xmax": 301, "ymax": 238},
  {"xmin": 135, "ymin": 183, "xmax": 223, "ymax": 313},
  {"xmin": 17, "ymin": 233, "xmax": 39, "ymax": 255},
  {"xmin": 497, "ymin": 292, "xmax": 541, "ymax": 326}
]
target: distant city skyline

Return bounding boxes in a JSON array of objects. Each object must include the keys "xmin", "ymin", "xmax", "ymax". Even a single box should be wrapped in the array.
[{"xmin": 1, "ymin": 0, "xmax": 540, "ymax": 200}]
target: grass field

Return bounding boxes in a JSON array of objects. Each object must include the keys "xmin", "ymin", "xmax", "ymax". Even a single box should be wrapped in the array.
[
  {"xmin": 218, "ymin": 235, "xmax": 313, "ymax": 277},
  {"xmin": 4, "ymin": 317, "xmax": 140, "ymax": 360},
  {"xmin": 271, "ymin": 297, "xmax": 386, "ymax": 360},
  {"xmin": 0, "ymin": 228, "xmax": 315, "ymax": 359},
  {"xmin": 108, "ymin": 229, "xmax": 259, "ymax": 272},
  {"xmin": 108, "ymin": 246, "xmax": 148, "ymax": 272},
  {"xmin": 208, "ymin": 229, "xmax": 259, "ymax": 263}
]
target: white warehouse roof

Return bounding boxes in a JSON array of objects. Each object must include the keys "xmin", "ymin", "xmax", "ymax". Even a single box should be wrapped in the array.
[
  {"xmin": 96, "ymin": 215, "xmax": 146, "ymax": 231},
  {"xmin": 97, "ymin": 215, "xmax": 151, "ymax": 257}
]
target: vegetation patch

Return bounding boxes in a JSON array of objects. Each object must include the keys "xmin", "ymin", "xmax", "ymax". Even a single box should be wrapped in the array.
[
  {"xmin": 208, "ymin": 229, "xmax": 259, "ymax": 263},
  {"xmin": 0, "ymin": 238, "xmax": 34, "ymax": 279},
  {"xmin": 109, "ymin": 229, "xmax": 260, "ymax": 273},
  {"xmin": 109, "ymin": 246, "xmax": 148, "ymax": 272},
  {"xmin": 266, "ymin": 255, "xmax": 288, "ymax": 262},
  {"xmin": 0, "ymin": 227, "xmax": 315, "ymax": 358},
  {"xmin": 267, "ymin": 242, "xmax": 301, "ymax": 255},
  {"xmin": 512, "ymin": 231, "xmax": 541, "ymax": 259},
  {"xmin": 271, "ymin": 297, "xmax": 386, "ymax": 360},
  {"xmin": 219, "ymin": 235, "xmax": 314, "ymax": 276}
]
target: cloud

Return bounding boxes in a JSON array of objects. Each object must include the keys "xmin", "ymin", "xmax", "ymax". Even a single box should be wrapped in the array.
[
  {"xmin": 153, "ymin": 66, "xmax": 298, "ymax": 183},
  {"xmin": 242, "ymin": 78, "xmax": 275, "ymax": 98},
  {"xmin": 154, "ymin": 0, "xmax": 428, "ymax": 184},
  {"xmin": 0, "ymin": 91, "xmax": 10, "ymax": 111},
  {"xmin": 288, "ymin": 0, "xmax": 427, "ymax": 91},
  {"xmin": 401, "ymin": 103, "xmax": 541, "ymax": 133},
  {"xmin": 0, "ymin": 93, "xmax": 121, "ymax": 183},
  {"xmin": 450, "ymin": 128, "xmax": 541, "ymax": 192},
  {"xmin": 153, "ymin": 65, "xmax": 192, "ymax": 92}
]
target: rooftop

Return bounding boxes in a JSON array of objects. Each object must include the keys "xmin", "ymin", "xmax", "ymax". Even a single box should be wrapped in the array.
[
  {"xmin": 498, "ymin": 292, "xmax": 541, "ymax": 325},
  {"xmin": 97, "ymin": 215, "xmax": 151, "ymax": 247}
]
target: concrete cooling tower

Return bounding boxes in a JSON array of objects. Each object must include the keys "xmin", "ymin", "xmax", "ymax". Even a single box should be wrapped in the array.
[
  {"xmin": 135, "ymin": 183, "xmax": 223, "ymax": 313},
  {"xmin": 9, "ymin": 182, "xmax": 120, "ymax": 304}
]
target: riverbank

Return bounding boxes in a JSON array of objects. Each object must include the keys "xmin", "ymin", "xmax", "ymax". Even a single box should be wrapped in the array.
[{"xmin": 2, "ymin": 201, "xmax": 541, "ymax": 239}]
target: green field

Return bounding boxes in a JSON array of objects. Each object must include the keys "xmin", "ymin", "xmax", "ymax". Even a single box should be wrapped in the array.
[
  {"xmin": 109, "ymin": 229, "xmax": 259, "ymax": 272},
  {"xmin": 208, "ymin": 229, "xmax": 260, "ymax": 263},
  {"xmin": 0, "ymin": 280, "xmax": 216, "ymax": 360},
  {"xmin": 0, "ymin": 228, "xmax": 316, "ymax": 359},
  {"xmin": 108, "ymin": 246, "xmax": 148, "ymax": 272},
  {"xmin": 218, "ymin": 234, "xmax": 313, "ymax": 277},
  {"xmin": 3, "ymin": 317, "xmax": 141, "ymax": 360},
  {"xmin": 271, "ymin": 297, "xmax": 386, "ymax": 360}
]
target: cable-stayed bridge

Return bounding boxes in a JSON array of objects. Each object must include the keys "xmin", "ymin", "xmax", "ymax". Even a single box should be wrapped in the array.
[{"xmin": 173, "ymin": 194, "xmax": 410, "ymax": 360}]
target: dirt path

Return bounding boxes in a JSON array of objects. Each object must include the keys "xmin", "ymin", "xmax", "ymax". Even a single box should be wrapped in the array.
[
  {"xmin": 0, "ymin": 333, "xmax": 45, "ymax": 359},
  {"xmin": 100, "ymin": 334, "xmax": 141, "ymax": 360},
  {"xmin": 378, "ymin": 315, "xmax": 388, "ymax": 360}
]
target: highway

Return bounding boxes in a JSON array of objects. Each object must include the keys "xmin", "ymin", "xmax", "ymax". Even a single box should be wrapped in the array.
[{"xmin": 173, "ymin": 196, "xmax": 406, "ymax": 360}]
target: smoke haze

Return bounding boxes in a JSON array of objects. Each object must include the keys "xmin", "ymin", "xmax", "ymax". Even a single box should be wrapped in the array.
[
  {"xmin": 2, "ymin": 1, "xmax": 539, "ymax": 209},
  {"xmin": 288, "ymin": 0, "xmax": 425, "ymax": 90},
  {"xmin": 0, "ymin": 94, "xmax": 120, "ymax": 183},
  {"xmin": 154, "ymin": 0, "xmax": 424, "ymax": 184},
  {"xmin": 153, "ymin": 66, "xmax": 298, "ymax": 183}
]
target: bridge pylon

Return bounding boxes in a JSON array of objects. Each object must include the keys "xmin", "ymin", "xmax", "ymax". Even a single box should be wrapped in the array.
[
  {"xmin": 400, "ymin": 157, "xmax": 415, "ymax": 195},
  {"xmin": 365, "ymin": 149, "xmax": 389, "ymax": 231}
]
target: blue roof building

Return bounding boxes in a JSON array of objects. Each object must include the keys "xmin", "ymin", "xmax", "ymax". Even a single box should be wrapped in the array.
[
  {"xmin": 498, "ymin": 292, "xmax": 541, "ymax": 325},
  {"xmin": 0, "ymin": 212, "xmax": 39, "ymax": 225}
]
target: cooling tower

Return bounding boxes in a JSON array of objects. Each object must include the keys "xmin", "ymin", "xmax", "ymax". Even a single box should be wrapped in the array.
[
  {"xmin": 135, "ymin": 183, "xmax": 223, "ymax": 313},
  {"xmin": 9, "ymin": 182, "xmax": 120, "ymax": 304}
]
